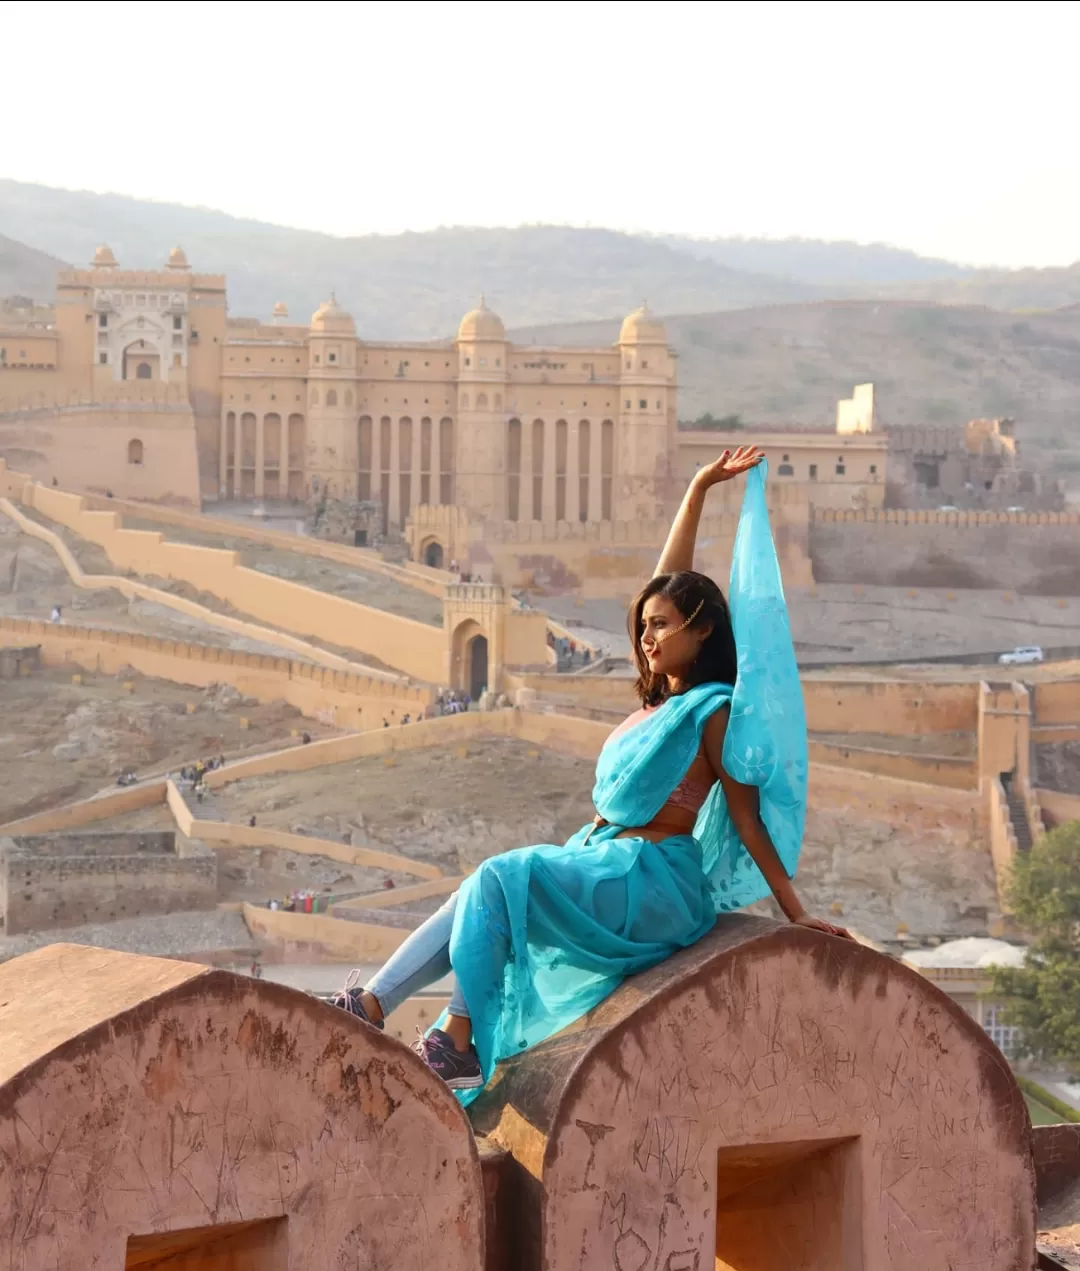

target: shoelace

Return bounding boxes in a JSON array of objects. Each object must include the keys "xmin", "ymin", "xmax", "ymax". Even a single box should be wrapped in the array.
[
  {"xmin": 333, "ymin": 968, "xmax": 364, "ymax": 1014},
  {"xmin": 411, "ymin": 1026, "xmax": 433, "ymax": 1059}
]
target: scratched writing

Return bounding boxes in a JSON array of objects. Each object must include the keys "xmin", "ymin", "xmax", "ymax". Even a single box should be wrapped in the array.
[
  {"xmin": 576, "ymin": 1119, "xmax": 615, "ymax": 1191},
  {"xmin": 632, "ymin": 1116, "xmax": 703, "ymax": 1186}
]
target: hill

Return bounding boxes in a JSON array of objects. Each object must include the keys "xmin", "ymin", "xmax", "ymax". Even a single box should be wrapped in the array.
[
  {"xmin": 884, "ymin": 262, "xmax": 1080, "ymax": 311},
  {"xmin": 653, "ymin": 235, "xmax": 975, "ymax": 285},
  {"xmin": 0, "ymin": 180, "xmax": 822, "ymax": 335},
  {"xmin": 511, "ymin": 300, "xmax": 1080, "ymax": 482},
  {"xmin": 0, "ymin": 232, "xmax": 67, "ymax": 304}
]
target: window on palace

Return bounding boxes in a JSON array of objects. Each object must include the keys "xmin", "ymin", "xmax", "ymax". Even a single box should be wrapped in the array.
[
  {"xmin": 173, "ymin": 315, "xmax": 182, "ymax": 330},
  {"xmin": 639, "ymin": 399, "xmax": 647, "ymax": 409},
  {"xmin": 128, "ymin": 439, "xmax": 144, "ymax": 465},
  {"xmin": 328, "ymin": 352, "xmax": 337, "ymax": 363},
  {"xmin": 809, "ymin": 463, "xmax": 818, "ymax": 480},
  {"xmin": 641, "ymin": 360, "xmax": 648, "ymax": 369},
  {"xmin": 836, "ymin": 462, "xmax": 846, "ymax": 475},
  {"xmin": 99, "ymin": 352, "xmax": 107, "ymax": 364},
  {"xmin": 870, "ymin": 464, "xmax": 877, "ymax": 474},
  {"xmin": 99, "ymin": 313, "xmax": 108, "ymax": 328}
]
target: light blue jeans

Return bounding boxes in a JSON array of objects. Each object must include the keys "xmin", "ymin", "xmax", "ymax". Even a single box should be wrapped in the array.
[{"xmin": 365, "ymin": 891, "xmax": 469, "ymax": 1018}]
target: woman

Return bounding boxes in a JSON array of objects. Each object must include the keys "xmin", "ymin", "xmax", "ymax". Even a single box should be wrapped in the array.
[{"xmin": 333, "ymin": 447, "xmax": 849, "ymax": 1102}]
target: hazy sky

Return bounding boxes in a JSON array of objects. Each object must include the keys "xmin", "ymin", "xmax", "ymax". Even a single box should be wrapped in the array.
[{"xmin": 5, "ymin": 0, "xmax": 1080, "ymax": 268}]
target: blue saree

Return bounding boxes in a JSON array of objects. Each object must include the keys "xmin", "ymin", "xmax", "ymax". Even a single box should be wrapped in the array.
[{"xmin": 447, "ymin": 464, "xmax": 807, "ymax": 1104}]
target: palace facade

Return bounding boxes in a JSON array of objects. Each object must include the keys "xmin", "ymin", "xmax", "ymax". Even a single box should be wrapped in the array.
[{"xmin": 0, "ymin": 248, "xmax": 890, "ymax": 537}]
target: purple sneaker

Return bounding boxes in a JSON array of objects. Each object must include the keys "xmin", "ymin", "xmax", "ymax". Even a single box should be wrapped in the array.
[
  {"xmin": 330, "ymin": 970, "xmax": 384, "ymax": 1029},
  {"xmin": 413, "ymin": 1028, "xmax": 483, "ymax": 1091}
]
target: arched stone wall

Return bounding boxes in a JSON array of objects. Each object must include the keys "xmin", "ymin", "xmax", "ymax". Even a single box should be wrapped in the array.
[
  {"xmin": 471, "ymin": 915, "xmax": 1035, "ymax": 1271},
  {"xmin": 0, "ymin": 944, "xmax": 484, "ymax": 1271}
]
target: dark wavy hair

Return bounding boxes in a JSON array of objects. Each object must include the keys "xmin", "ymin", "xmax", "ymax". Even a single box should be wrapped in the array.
[{"xmin": 627, "ymin": 570, "xmax": 737, "ymax": 707}]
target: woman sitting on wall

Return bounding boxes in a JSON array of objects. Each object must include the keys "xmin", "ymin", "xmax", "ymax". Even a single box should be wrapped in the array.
[{"xmin": 333, "ymin": 447, "xmax": 850, "ymax": 1101}]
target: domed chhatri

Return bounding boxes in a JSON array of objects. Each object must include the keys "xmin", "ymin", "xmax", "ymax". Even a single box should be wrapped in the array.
[
  {"xmin": 619, "ymin": 301, "xmax": 667, "ymax": 345},
  {"xmin": 91, "ymin": 244, "xmax": 118, "ymax": 268},
  {"xmin": 165, "ymin": 246, "xmax": 190, "ymax": 271},
  {"xmin": 457, "ymin": 295, "xmax": 505, "ymax": 343},
  {"xmin": 310, "ymin": 295, "xmax": 356, "ymax": 335},
  {"xmin": 272, "ymin": 300, "xmax": 289, "ymax": 319}
]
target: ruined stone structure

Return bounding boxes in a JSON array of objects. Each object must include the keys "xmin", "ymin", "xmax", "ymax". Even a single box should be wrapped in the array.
[
  {"xmin": 0, "ymin": 643, "xmax": 39, "ymax": 678},
  {"xmin": 886, "ymin": 417, "xmax": 1063, "ymax": 511},
  {"xmin": 0, "ymin": 830, "xmax": 215, "ymax": 935}
]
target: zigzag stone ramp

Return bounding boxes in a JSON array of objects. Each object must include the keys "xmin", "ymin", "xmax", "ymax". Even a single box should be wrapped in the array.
[
  {"xmin": 471, "ymin": 914, "xmax": 1035, "ymax": 1271},
  {"xmin": 0, "ymin": 944, "xmax": 483, "ymax": 1271}
]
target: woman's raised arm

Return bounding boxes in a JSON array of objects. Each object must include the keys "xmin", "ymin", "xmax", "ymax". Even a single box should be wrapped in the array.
[{"xmin": 654, "ymin": 446, "xmax": 764, "ymax": 577}]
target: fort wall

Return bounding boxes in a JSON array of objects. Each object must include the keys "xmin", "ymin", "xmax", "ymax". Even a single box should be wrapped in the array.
[
  {"xmin": 811, "ymin": 508, "xmax": 1080, "ymax": 594},
  {"xmin": 0, "ymin": 830, "xmax": 216, "ymax": 935},
  {"xmin": 0, "ymin": 618, "xmax": 428, "ymax": 731},
  {"xmin": 24, "ymin": 484, "xmax": 448, "ymax": 680},
  {"xmin": 0, "ymin": 391, "xmax": 202, "ymax": 505}
]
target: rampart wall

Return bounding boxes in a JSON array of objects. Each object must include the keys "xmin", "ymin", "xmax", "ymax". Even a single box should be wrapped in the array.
[
  {"xmin": 80, "ymin": 490, "xmax": 447, "ymax": 597},
  {"xmin": 0, "ymin": 396, "xmax": 201, "ymax": 505},
  {"xmin": 0, "ymin": 495, "xmax": 398, "ymax": 676},
  {"xmin": 811, "ymin": 508, "xmax": 1080, "ymax": 594},
  {"xmin": 0, "ymin": 617, "xmax": 428, "ymax": 730},
  {"xmin": 0, "ymin": 463, "xmax": 449, "ymax": 681},
  {"xmin": 515, "ymin": 671, "xmax": 983, "ymax": 736},
  {"xmin": 18, "ymin": 483, "xmax": 447, "ymax": 681}
]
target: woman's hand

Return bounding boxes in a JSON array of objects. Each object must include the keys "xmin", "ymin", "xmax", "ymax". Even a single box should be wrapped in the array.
[
  {"xmin": 792, "ymin": 913, "xmax": 854, "ymax": 940},
  {"xmin": 692, "ymin": 446, "xmax": 764, "ymax": 490}
]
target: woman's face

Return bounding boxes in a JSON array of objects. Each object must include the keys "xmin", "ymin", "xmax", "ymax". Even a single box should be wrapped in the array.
[{"xmin": 639, "ymin": 594, "xmax": 707, "ymax": 679}]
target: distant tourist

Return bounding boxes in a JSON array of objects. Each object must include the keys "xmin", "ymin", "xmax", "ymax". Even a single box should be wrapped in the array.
[
  {"xmin": 301, "ymin": 731, "xmax": 311, "ymax": 745},
  {"xmin": 249, "ymin": 815, "xmax": 257, "ymax": 828},
  {"xmin": 330, "ymin": 445, "xmax": 850, "ymax": 1099},
  {"xmin": 382, "ymin": 718, "xmax": 390, "ymax": 728},
  {"xmin": 50, "ymin": 605, "xmax": 61, "ymax": 623}
]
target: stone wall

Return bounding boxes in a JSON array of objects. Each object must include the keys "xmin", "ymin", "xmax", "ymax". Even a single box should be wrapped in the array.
[
  {"xmin": 811, "ymin": 509, "xmax": 1080, "ymax": 593},
  {"xmin": 0, "ymin": 830, "xmax": 216, "ymax": 935}
]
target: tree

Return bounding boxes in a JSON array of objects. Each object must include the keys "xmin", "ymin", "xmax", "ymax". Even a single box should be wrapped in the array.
[{"xmin": 990, "ymin": 819, "xmax": 1080, "ymax": 1074}]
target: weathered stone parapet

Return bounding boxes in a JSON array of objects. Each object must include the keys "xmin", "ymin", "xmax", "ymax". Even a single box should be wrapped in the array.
[
  {"xmin": 0, "ymin": 944, "xmax": 484, "ymax": 1271},
  {"xmin": 470, "ymin": 914, "xmax": 1035, "ymax": 1271}
]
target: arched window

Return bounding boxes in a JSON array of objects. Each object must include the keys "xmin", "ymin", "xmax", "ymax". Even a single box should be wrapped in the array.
[
  {"xmin": 127, "ymin": 438, "xmax": 144, "ymax": 465},
  {"xmin": 476, "ymin": 393, "xmax": 488, "ymax": 409},
  {"xmin": 135, "ymin": 362, "xmax": 152, "ymax": 380},
  {"xmin": 326, "ymin": 389, "xmax": 338, "ymax": 407}
]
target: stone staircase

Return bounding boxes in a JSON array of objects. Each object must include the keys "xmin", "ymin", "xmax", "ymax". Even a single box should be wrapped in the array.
[{"xmin": 1004, "ymin": 779, "xmax": 1034, "ymax": 853}]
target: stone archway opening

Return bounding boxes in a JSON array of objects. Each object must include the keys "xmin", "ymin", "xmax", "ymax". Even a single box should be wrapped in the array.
[
  {"xmin": 450, "ymin": 618, "xmax": 489, "ymax": 697},
  {"xmin": 468, "ymin": 634, "xmax": 488, "ymax": 700},
  {"xmin": 122, "ymin": 340, "xmax": 161, "ymax": 382},
  {"xmin": 424, "ymin": 540, "xmax": 444, "ymax": 569},
  {"xmin": 126, "ymin": 1217, "xmax": 288, "ymax": 1270}
]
